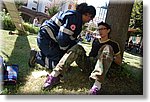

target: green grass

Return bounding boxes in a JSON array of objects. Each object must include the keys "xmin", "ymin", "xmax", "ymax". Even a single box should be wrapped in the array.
[{"xmin": 0, "ymin": 30, "xmax": 143, "ymax": 95}]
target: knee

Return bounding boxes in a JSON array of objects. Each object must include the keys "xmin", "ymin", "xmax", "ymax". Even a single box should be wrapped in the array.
[
  {"xmin": 98, "ymin": 45, "xmax": 114, "ymax": 57},
  {"xmin": 100, "ymin": 45, "xmax": 113, "ymax": 52},
  {"xmin": 104, "ymin": 45, "xmax": 113, "ymax": 49},
  {"xmin": 67, "ymin": 44, "xmax": 86, "ymax": 55}
]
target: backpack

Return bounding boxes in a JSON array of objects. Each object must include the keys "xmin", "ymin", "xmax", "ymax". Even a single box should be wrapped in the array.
[{"xmin": 0, "ymin": 56, "xmax": 18, "ymax": 85}]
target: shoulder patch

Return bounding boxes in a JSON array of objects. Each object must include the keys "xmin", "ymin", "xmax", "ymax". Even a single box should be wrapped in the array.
[{"xmin": 70, "ymin": 24, "xmax": 76, "ymax": 31}]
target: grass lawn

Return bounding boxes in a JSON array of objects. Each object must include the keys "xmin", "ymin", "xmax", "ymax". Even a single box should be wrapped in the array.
[{"xmin": 0, "ymin": 30, "xmax": 143, "ymax": 95}]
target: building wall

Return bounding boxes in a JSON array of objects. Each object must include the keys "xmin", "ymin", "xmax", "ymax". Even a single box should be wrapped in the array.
[
  {"xmin": 27, "ymin": 0, "xmax": 52, "ymax": 13},
  {"xmin": 60, "ymin": 0, "xmax": 76, "ymax": 11},
  {"xmin": 27, "ymin": 0, "xmax": 37, "ymax": 10},
  {"xmin": 26, "ymin": 0, "xmax": 76, "ymax": 13}
]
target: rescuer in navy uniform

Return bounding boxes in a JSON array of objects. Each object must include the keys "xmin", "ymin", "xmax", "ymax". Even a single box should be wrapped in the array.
[{"xmin": 28, "ymin": 3, "xmax": 96, "ymax": 70}]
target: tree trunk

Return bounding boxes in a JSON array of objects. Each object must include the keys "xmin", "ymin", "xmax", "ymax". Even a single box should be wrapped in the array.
[{"xmin": 105, "ymin": 0, "xmax": 134, "ymax": 57}]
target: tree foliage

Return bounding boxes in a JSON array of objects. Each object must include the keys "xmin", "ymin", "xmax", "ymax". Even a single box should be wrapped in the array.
[
  {"xmin": 48, "ymin": 6, "xmax": 59, "ymax": 17},
  {"xmin": 129, "ymin": 0, "xmax": 143, "ymax": 36}
]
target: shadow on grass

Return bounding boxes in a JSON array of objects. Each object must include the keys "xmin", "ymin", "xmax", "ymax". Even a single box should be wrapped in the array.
[
  {"xmin": 59, "ymin": 66, "xmax": 92, "ymax": 94},
  {"xmin": 39, "ymin": 66, "xmax": 92, "ymax": 95},
  {"xmin": 2, "ymin": 34, "xmax": 35, "ymax": 94},
  {"xmin": 100, "ymin": 63, "xmax": 143, "ymax": 95},
  {"xmin": 43, "ymin": 63, "xmax": 143, "ymax": 95}
]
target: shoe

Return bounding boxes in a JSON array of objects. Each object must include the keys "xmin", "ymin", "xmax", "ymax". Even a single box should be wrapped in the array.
[
  {"xmin": 43, "ymin": 74, "xmax": 60, "ymax": 90},
  {"xmin": 89, "ymin": 86, "xmax": 100, "ymax": 95},
  {"xmin": 28, "ymin": 48, "xmax": 37, "ymax": 67}
]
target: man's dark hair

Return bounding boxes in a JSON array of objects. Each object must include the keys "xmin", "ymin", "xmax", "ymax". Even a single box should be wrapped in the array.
[
  {"xmin": 98, "ymin": 21, "xmax": 111, "ymax": 30},
  {"xmin": 76, "ymin": 3, "xmax": 96, "ymax": 18}
]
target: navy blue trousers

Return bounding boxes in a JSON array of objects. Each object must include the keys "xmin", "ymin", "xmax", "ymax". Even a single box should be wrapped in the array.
[{"xmin": 35, "ymin": 28, "xmax": 64, "ymax": 69}]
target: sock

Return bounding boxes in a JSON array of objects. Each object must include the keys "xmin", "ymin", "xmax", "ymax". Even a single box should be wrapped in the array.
[
  {"xmin": 92, "ymin": 80, "xmax": 101, "ymax": 90},
  {"xmin": 50, "ymin": 70, "xmax": 60, "ymax": 77}
]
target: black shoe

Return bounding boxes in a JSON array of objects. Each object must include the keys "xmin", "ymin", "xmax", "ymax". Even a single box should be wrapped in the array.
[{"xmin": 28, "ymin": 49, "xmax": 37, "ymax": 68}]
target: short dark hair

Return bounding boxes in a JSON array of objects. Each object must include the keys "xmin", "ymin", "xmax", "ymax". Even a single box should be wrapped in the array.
[
  {"xmin": 76, "ymin": 3, "xmax": 96, "ymax": 18},
  {"xmin": 98, "ymin": 21, "xmax": 111, "ymax": 29}
]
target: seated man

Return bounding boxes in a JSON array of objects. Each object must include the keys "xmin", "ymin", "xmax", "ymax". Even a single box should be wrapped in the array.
[{"xmin": 43, "ymin": 22, "xmax": 122, "ymax": 95}]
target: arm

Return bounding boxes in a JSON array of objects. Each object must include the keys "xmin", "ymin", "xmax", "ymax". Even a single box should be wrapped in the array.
[
  {"xmin": 57, "ymin": 32, "xmax": 77, "ymax": 50},
  {"xmin": 113, "ymin": 41, "xmax": 122, "ymax": 65},
  {"xmin": 113, "ymin": 53, "xmax": 122, "ymax": 65},
  {"xmin": 57, "ymin": 15, "xmax": 77, "ymax": 50}
]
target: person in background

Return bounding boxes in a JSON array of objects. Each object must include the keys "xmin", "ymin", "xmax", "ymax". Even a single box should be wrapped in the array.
[
  {"xmin": 85, "ymin": 31, "xmax": 92, "ymax": 42},
  {"xmin": 33, "ymin": 17, "xmax": 41, "ymax": 27},
  {"xmin": 43, "ymin": 21, "xmax": 122, "ymax": 95}
]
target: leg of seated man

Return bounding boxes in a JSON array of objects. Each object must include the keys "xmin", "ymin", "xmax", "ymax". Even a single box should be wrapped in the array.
[
  {"xmin": 89, "ymin": 45, "xmax": 114, "ymax": 94},
  {"xmin": 54, "ymin": 44, "xmax": 87, "ymax": 73},
  {"xmin": 43, "ymin": 44, "xmax": 87, "ymax": 89}
]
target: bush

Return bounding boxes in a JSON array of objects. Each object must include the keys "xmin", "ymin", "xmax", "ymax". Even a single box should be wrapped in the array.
[
  {"xmin": 48, "ymin": 6, "xmax": 59, "ymax": 16},
  {"xmin": 1, "ymin": 10, "xmax": 39, "ymax": 34},
  {"xmin": 1, "ymin": 11, "xmax": 16, "ymax": 31},
  {"xmin": 23, "ymin": 23, "xmax": 40, "ymax": 34}
]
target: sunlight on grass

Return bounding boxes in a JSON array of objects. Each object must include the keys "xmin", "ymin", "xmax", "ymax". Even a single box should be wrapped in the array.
[
  {"xmin": 123, "ymin": 52, "xmax": 142, "ymax": 69},
  {"xmin": 0, "ymin": 30, "xmax": 18, "ymax": 60},
  {"xmin": 0, "ymin": 30, "xmax": 3, "ymax": 51},
  {"xmin": 79, "ymin": 42, "xmax": 92, "ymax": 55},
  {"xmin": 50, "ymin": 87, "xmax": 89, "ymax": 95},
  {"xmin": 19, "ymin": 68, "xmax": 48, "ymax": 94},
  {"xmin": 27, "ymin": 34, "xmax": 39, "ymax": 50},
  {"xmin": 18, "ymin": 66, "xmax": 90, "ymax": 95}
]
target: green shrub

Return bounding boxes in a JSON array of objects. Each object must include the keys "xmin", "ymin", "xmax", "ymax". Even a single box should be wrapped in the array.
[
  {"xmin": 23, "ymin": 23, "xmax": 40, "ymax": 34},
  {"xmin": 1, "ymin": 12, "xmax": 16, "ymax": 30},
  {"xmin": 1, "ymin": 11, "xmax": 39, "ymax": 34},
  {"xmin": 48, "ymin": 6, "xmax": 59, "ymax": 16}
]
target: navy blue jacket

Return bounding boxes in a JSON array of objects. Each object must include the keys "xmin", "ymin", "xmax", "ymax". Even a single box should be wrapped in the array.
[
  {"xmin": 41, "ymin": 10, "xmax": 83, "ymax": 51},
  {"xmin": 37, "ymin": 10, "xmax": 83, "ymax": 63}
]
